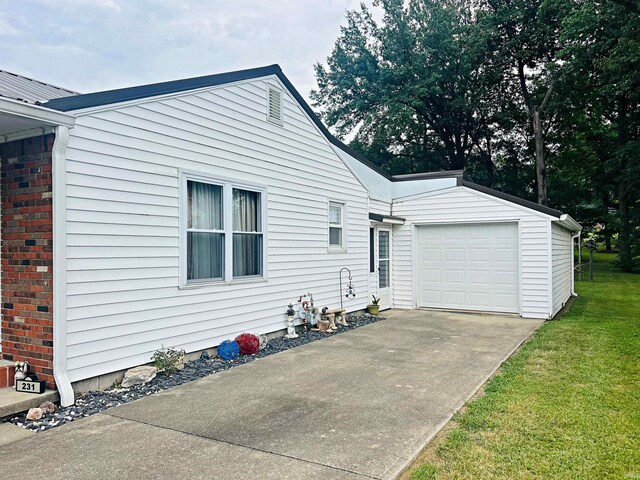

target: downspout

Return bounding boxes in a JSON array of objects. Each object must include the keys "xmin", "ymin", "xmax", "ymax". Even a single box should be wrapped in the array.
[
  {"xmin": 547, "ymin": 219, "xmax": 554, "ymax": 319},
  {"xmin": 570, "ymin": 231, "xmax": 581, "ymax": 297},
  {"xmin": 52, "ymin": 125, "xmax": 74, "ymax": 406}
]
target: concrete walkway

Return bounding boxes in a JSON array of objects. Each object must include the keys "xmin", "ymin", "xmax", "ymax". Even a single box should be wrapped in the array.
[{"xmin": 0, "ymin": 310, "xmax": 543, "ymax": 480}]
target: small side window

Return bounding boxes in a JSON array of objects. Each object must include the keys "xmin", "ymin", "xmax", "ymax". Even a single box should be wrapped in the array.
[{"xmin": 328, "ymin": 202, "xmax": 345, "ymax": 252}]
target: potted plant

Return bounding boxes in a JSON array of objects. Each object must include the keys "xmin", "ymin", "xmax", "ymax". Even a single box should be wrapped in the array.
[{"xmin": 367, "ymin": 295, "xmax": 381, "ymax": 315}]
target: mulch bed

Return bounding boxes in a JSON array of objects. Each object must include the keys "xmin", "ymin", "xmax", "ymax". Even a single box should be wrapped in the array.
[{"xmin": 7, "ymin": 313, "xmax": 385, "ymax": 432}]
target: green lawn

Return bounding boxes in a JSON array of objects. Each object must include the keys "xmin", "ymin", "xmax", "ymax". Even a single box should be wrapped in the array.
[{"xmin": 405, "ymin": 253, "xmax": 640, "ymax": 480}]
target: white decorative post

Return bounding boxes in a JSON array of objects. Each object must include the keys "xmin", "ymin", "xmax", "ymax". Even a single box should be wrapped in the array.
[{"xmin": 285, "ymin": 303, "xmax": 299, "ymax": 339}]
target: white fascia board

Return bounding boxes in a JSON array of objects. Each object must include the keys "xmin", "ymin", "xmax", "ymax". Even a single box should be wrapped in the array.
[
  {"xmin": 381, "ymin": 217, "xmax": 405, "ymax": 225},
  {"xmin": 0, "ymin": 97, "xmax": 75, "ymax": 127}
]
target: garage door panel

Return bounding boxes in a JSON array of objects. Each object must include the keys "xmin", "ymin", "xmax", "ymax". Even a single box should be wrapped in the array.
[
  {"xmin": 467, "ymin": 228, "xmax": 492, "ymax": 240},
  {"xmin": 444, "ymin": 269, "xmax": 465, "ymax": 283},
  {"xmin": 444, "ymin": 248, "xmax": 465, "ymax": 261},
  {"xmin": 467, "ymin": 293, "xmax": 492, "ymax": 308},
  {"xmin": 421, "ymin": 247, "xmax": 442, "ymax": 261},
  {"xmin": 444, "ymin": 227, "xmax": 465, "ymax": 240},
  {"xmin": 468, "ymin": 247, "xmax": 492, "ymax": 262},
  {"xmin": 422, "ymin": 291, "xmax": 443, "ymax": 304},
  {"xmin": 494, "ymin": 294, "xmax": 518, "ymax": 309},
  {"xmin": 468, "ymin": 270, "xmax": 492, "ymax": 285},
  {"xmin": 443, "ymin": 292, "xmax": 467, "ymax": 307},
  {"xmin": 417, "ymin": 223, "xmax": 519, "ymax": 314},
  {"xmin": 420, "ymin": 269, "xmax": 441, "ymax": 282}
]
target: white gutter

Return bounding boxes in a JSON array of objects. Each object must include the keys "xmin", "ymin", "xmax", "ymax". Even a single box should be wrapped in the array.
[
  {"xmin": 0, "ymin": 97, "xmax": 75, "ymax": 128},
  {"xmin": 52, "ymin": 125, "xmax": 74, "ymax": 406},
  {"xmin": 555, "ymin": 213, "xmax": 582, "ymax": 233}
]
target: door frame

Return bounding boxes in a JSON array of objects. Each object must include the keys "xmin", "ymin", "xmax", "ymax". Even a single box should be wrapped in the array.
[{"xmin": 375, "ymin": 225, "xmax": 392, "ymax": 310}]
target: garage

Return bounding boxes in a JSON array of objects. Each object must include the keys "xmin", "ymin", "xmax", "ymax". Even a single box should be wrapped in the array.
[{"xmin": 416, "ymin": 222, "xmax": 519, "ymax": 314}]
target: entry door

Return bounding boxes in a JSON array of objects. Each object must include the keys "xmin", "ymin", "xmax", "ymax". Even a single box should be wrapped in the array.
[{"xmin": 377, "ymin": 228, "xmax": 391, "ymax": 310}]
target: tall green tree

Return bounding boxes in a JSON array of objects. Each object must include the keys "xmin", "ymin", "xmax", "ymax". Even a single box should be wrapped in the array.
[
  {"xmin": 559, "ymin": 0, "xmax": 640, "ymax": 270},
  {"xmin": 311, "ymin": 0, "xmax": 498, "ymax": 176},
  {"xmin": 476, "ymin": 0, "xmax": 572, "ymax": 206},
  {"xmin": 315, "ymin": 0, "xmax": 640, "ymax": 270}
]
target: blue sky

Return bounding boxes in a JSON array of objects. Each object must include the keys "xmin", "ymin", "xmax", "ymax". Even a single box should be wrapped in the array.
[{"xmin": 1, "ymin": 0, "xmax": 363, "ymax": 103}]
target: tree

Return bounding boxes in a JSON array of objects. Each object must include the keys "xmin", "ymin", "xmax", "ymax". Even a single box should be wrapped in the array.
[
  {"xmin": 476, "ymin": 0, "xmax": 571, "ymax": 206},
  {"xmin": 312, "ymin": 0, "xmax": 499, "ymax": 176},
  {"xmin": 315, "ymin": 0, "xmax": 640, "ymax": 270},
  {"xmin": 559, "ymin": 0, "xmax": 640, "ymax": 270}
]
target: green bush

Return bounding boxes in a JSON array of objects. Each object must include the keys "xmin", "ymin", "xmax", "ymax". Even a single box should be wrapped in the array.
[{"xmin": 151, "ymin": 346, "xmax": 185, "ymax": 375}]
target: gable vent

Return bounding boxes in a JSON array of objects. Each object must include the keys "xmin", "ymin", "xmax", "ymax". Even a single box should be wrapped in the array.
[{"xmin": 267, "ymin": 86, "xmax": 283, "ymax": 125}]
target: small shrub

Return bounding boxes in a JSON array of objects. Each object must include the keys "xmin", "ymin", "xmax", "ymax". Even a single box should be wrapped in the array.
[{"xmin": 151, "ymin": 346, "xmax": 185, "ymax": 375}]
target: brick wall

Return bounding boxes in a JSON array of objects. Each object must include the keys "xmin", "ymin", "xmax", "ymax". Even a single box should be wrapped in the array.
[{"xmin": 0, "ymin": 134, "xmax": 55, "ymax": 389}]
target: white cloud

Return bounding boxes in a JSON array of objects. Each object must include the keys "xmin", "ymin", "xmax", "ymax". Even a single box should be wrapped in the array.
[{"xmin": 1, "ymin": 0, "xmax": 364, "ymax": 102}]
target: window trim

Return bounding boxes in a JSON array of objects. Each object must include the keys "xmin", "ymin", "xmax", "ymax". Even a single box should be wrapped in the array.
[
  {"xmin": 179, "ymin": 170, "xmax": 268, "ymax": 288},
  {"xmin": 328, "ymin": 200, "xmax": 347, "ymax": 253}
]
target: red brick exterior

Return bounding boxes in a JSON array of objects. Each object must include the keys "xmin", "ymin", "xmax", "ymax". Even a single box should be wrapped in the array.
[{"xmin": 0, "ymin": 134, "xmax": 55, "ymax": 389}]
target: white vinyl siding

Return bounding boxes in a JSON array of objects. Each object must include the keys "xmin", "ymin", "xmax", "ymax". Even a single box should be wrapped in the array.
[
  {"xmin": 63, "ymin": 77, "xmax": 369, "ymax": 383},
  {"xmin": 392, "ymin": 187, "xmax": 552, "ymax": 319},
  {"xmin": 551, "ymin": 223, "xmax": 573, "ymax": 316},
  {"xmin": 369, "ymin": 197, "xmax": 391, "ymax": 216}
]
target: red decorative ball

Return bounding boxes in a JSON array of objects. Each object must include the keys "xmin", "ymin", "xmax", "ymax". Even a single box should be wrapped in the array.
[{"xmin": 234, "ymin": 333, "xmax": 260, "ymax": 355}]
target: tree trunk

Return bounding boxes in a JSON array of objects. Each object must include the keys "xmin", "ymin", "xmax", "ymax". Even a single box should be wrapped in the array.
[
  {"xmin": 618, "ymin": 187, "xmax": 633, "ymax": 271},
  {"xmin": 616, "ymin": 97, "xmax": 633, "ymax": 271},
  {"xmin": 533, "ymin": 106, "xmax": 547, "ymax": 206},
  {"xmin": 485, "ymin": 134, "xmax": 494, "ymax": 187}
]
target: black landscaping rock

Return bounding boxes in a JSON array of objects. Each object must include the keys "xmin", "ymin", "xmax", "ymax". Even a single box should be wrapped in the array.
[{"xmin": 6, "ymin": 314, "xmax": 385, "ymax": 433}]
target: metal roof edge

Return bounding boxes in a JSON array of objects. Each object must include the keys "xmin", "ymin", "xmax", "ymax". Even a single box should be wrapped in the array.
[
  {"xmin": 42, "ymin": 64, "xmax": 283, "ymax": 112},
  {"xmin": 369, "ymin": 212, "xmax": 406, "ymax": 223},
  {"xmin": 391, "ymin": 170, "xmax": 463, "ymax": 182}
]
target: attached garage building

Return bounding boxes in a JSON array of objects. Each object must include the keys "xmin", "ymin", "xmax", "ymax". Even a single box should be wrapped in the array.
[
  {"xmin": 340, "ymin": 147, "xmax": 580, "ymax": 321},
  {"xmin": 391, "ymin": 180, "xmax": 581, "ymax": 319}
]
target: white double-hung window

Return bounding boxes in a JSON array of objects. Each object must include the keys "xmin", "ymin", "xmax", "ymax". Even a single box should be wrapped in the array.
[
  {"xmin": 187, "ymin": 180, "xmax": 225, "ymax": 281},
  {"xmin": 328, "ymin": 201, "xmax": 346, "ymax": 252},
  {"xmin": 183, "ymin": 173, "xmax": 265, "ymax": 285}
]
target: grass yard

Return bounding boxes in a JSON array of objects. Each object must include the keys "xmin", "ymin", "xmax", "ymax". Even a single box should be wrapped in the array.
[{"xmin": 403, "ymin": 253, "xmax": 640, "ymax": 480}]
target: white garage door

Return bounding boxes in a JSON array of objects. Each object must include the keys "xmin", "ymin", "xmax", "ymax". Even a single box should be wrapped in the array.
[{"xmin": 417, "ymin": 223, "xmax": 519, "ymax": 313}]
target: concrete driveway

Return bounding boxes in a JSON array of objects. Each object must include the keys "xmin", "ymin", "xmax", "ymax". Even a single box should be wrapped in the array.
[{"xmin": 0, "ymin": 310, "xmax": 542, "ymax": 479}]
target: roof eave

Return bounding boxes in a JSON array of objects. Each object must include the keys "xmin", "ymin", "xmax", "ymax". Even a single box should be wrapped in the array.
[{"xmin": 554, "ymin": 214, "xmax": 582, "ymax": 233}]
